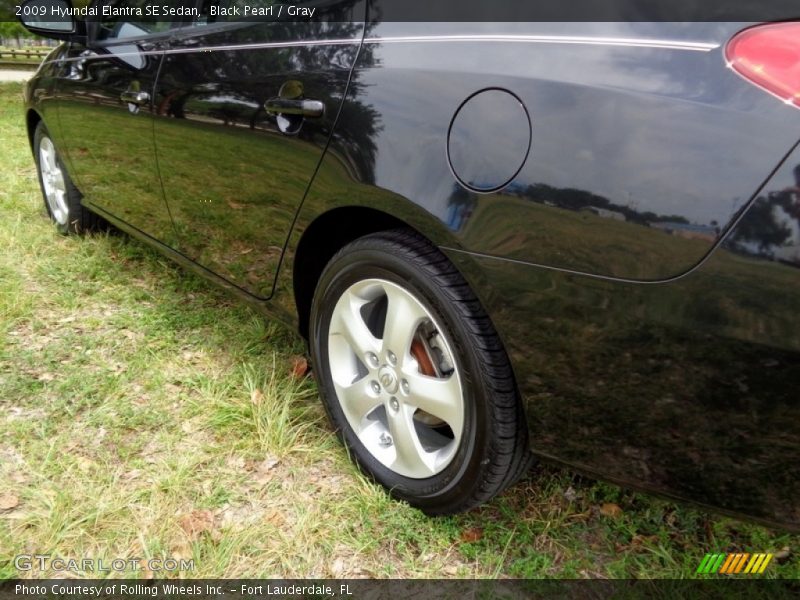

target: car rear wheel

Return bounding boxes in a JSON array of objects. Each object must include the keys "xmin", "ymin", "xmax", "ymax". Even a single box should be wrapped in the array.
[
  {"xmin": 33, "ymin": 121, "xmax": 105, "ymax": 234},
  {"xmin": 309, "ymin": 229, "xmax": 531, "ymax": 514}
]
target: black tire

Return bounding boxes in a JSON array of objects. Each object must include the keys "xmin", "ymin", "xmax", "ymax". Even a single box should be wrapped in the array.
[
  {"xmin": 33, "ymin": 121, "xmax": 106, "ymax": 235},
  {"xmin": 309, "ymin": 229, "xmax": 532, "ymax": 514}
]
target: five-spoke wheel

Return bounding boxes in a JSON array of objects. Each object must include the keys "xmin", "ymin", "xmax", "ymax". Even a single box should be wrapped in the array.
[
  {"xmin": 328, "ymin": 278, "xmax": 464, "ymax": 479},
  {"xmin": 310, "ymin": 229, "xmax": 531, "ymax": 514},
  {"xmin": 38, "ymin": 136, "xmax": 69, "ymax": 227}
]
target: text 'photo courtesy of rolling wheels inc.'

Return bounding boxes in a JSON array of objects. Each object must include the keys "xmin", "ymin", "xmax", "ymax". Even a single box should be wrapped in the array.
[{"xmin": 1, "ymin": 0, "xmax": 800, "ymax": 595}]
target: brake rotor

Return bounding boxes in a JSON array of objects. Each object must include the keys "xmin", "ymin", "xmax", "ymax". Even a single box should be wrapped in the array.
[{"xmin": 411, "ymin": 335, "xmax": 437, "ymax": 376}]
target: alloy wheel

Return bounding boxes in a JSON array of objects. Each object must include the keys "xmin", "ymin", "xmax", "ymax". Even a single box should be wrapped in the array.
[
  {"xmin": 327, "ymin": 278, "xmax": 464, "ymax": 479},
  {"xmin": 39, "ymin": 136, "xmax": 69, "ymax": 226}
]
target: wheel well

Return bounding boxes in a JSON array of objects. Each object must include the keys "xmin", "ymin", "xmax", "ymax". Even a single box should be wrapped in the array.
[
  {"xmin": 26, "ymin": 110, "xmax": 41, "ymax": 151},
  {"xmin": 293, "ymin": 207, "xmax": 411, "ymax": 339}
]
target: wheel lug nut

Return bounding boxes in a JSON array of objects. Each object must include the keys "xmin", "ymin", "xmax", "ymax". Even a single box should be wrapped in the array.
[
  {"xmin": 387, "ymin": 350, "xmax": 397, "ymax": 365},
  {"xmin": 401, "ymin": 380, "xmax": 410, "ymax": 395},
  {"xmin": 389, "ymin": 397, "xmax": 400, "ymax": 412},
  {"xmin": 370, "ymin": 381, "xmax": 381, "ymax": 394},
  {"xmin": 366, "ymin": 352, "xmax": 379, "ymax": 368}
]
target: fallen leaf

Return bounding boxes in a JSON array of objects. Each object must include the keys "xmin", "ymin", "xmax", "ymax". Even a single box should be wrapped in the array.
[
  {"xmin": 178, "ymin": 509, "xmax": 216, "ymax": 541},
  {"xmin": 250, "ymin": 388, "xmax": 264, "ymax": 406},
  {"xmin": 289, "ymin": 355, "xmax": 309, "ymax": 378},
  {"xmin": 600, "ymin": 503, "xmax": 623, "ymax": 519},
  {"xmin": 460, "ymin": 527, "xmax": 484, "ymax": 543},
  {"xmin": 0, "ymin": 493, "xmax": 20, "ymax": 510},
  {"xmin": 264, "ymin": 509, "xmax": 285, "ymax": 527}
]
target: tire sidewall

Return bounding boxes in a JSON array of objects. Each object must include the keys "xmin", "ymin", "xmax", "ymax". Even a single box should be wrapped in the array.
[{"xmin": 310, "ymin": 241, "xmax": 495, "ymax": 509}]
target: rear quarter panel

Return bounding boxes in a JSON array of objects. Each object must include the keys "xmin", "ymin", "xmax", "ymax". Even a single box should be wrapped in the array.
[
  {"xmin": 317, "ymin": 21, "xmax": 800, "ymax": 281},
  {"xmin": 287, "ymin": 20, "xmax": 800, "ymax": 528}
]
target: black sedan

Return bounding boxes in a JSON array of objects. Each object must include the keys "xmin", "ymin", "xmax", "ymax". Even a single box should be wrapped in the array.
[{"xmin": 19, "ymin": 0, "xmax": 800, "ymax": 531}]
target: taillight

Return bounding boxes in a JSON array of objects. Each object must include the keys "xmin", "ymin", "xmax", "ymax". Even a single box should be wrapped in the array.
[{"xmin": 726, "ymin": 21, "xmax": 800, "ymax": 109}]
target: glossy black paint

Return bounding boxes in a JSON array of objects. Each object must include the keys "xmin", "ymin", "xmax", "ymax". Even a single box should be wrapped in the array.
[
  {"xmin": 23, "ymin": 5, "xmax": 800, "ymax": 530},
  {"xmin": 54, "ymin": 40, "xmax": 179, "ymax": 246},
  {"xmin": 154, "ymin": 18, "xmax": 364, "ymax": 297},
  {"xmin": 329, "ymin": 22, "xmax": 800, "ymax": 281},
  {"xmin": 443, "ymin": 146, "xmax": 800, "ymax": 528},
  {"xmin": 283, "ymin": 20, "xmax": 800, "ymax": 530}
]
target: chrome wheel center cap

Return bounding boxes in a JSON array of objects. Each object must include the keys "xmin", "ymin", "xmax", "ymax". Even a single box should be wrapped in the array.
[{"xmin": 378, "ymin": 366, "xmax": 399, "ymax": 394}]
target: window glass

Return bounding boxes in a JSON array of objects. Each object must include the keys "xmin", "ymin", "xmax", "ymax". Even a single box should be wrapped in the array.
[{"xmin": 94, "ymin": 0, "xmax": 185, "ymax": 41}]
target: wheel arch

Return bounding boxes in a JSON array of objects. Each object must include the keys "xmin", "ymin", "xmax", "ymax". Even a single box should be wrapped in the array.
[
  {"xmin": 292, "ymin": 206, "xmax": 410, "ymax": 340},
  {"xmin": 290, "ymin": 205, "xmax": 502, "ymax": 345},
  {"xmin": 26, "ymin": 109, "xmax": 42, "ymax": 153}
]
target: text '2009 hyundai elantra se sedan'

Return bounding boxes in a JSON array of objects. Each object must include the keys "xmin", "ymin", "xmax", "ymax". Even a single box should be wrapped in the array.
[{"xmin": 17, "ymin": 0, "xmax": 800, "ymax": 531}]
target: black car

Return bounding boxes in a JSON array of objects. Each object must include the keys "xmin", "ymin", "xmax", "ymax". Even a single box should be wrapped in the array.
[{"xmin": 18, "ymin": 0, "xmax": 800, "ymax": 531}]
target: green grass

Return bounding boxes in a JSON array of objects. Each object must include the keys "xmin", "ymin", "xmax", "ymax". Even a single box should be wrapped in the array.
[{"xmin": 0, "ymin": 81, "xmax": 798, "ymax": 579}]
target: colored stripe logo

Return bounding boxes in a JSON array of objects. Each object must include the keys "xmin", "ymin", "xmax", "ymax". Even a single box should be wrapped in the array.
[{"xmin": 696, "ymin": 553, "xmax": 773, "ymax": 574}]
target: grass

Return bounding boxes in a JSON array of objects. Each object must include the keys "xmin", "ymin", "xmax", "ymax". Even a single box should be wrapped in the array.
[{"xmin": 0, "ymin": 81, "xmax": 798, "ymax": 579}]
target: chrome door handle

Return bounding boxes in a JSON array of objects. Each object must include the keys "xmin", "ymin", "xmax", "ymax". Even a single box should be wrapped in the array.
[
  {"xmin": 264, "ymin": 97, "xmax": 324, "ymax": 118},
  {"xmin": 120, "ymin": 90, "xmax": 150, "ymax": 105}
]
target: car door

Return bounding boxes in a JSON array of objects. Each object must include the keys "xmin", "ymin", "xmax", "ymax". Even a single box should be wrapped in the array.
[
  {"xmin": 54, "ymin": 0, "xmax": 190, "ymax": 247},
  {"xmin": 153, "ymin": 0, "xmax": 366, "ymax": 298}
]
